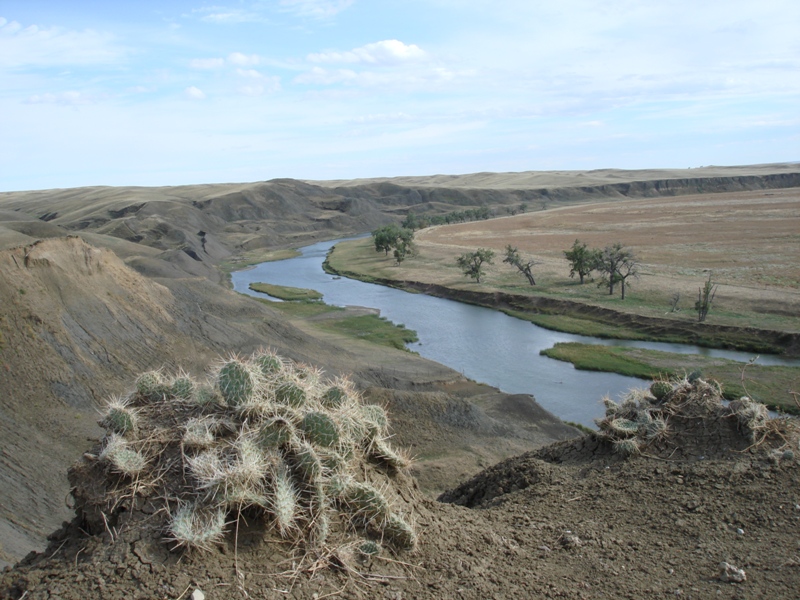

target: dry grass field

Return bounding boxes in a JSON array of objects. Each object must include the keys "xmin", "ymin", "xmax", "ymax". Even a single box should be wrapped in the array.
[{"xmin": 333, "ymin": 188, "xmax": 800, "ymax": 333}]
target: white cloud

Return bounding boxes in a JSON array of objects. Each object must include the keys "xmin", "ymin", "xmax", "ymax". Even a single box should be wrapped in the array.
[
  {"xmin": 279, "ymin": 0, "xmax": 355, "ymax": 19},
  {"xmin": 24, "ymin": 90, "xmax": 92, "ymax": 105},
  {"xmin": 0, "ymin": 18, "xmax": 123, "ymax": 68},
  {"xmin": 192, "ymin": 8, "xmax": 261, "ymax": 24},
  {"xmin": 308, "ymin": 40, "xmax": 426, "ymax": 65},
  {"xmin": 236, "ymin": 68, "xmax": 262, "ymax": 79},
  {"xmin": 189, "ymin": 57, "xmax": 226, "ymax": 69},
  {"xmin": 235, "ymin": 70, "xmax": 281, "ymax": 95},
  {"xmin": 227, "ymin": 52, "xmax": 260, "ymax": 67},
  {"xmin": 184, "ymin": 86, "xmax": 206, "ymax": 100},
  {"xmin": 295, "ymin": 67, "xmax": 357, "ymax": 85}
]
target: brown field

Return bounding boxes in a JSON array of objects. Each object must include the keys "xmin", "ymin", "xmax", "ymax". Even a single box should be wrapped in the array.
[{"xmin": 403, "ymin": 188, "xmax": 800, "ymax": 330}]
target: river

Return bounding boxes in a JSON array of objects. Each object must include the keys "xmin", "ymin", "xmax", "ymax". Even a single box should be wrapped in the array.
[{"xmin": 231, "ymin": 237, "xmax": 797, "ymax": 428}]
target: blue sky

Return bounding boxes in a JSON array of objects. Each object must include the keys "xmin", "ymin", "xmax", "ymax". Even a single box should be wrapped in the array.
[{"xmin": 1, "ymin": 0, "xmax": 798, "ymax": 190}]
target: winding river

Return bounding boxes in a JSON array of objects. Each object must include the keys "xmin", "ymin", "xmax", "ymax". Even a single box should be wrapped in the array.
[{"xmin": 232, "ymin": 237, "xmax": 797, "ymax": 428}]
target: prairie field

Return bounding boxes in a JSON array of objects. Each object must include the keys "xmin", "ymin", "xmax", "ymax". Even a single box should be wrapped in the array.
[{"xmin": 338, "ymin": 188, "xmax": 800, "ymax": 333}]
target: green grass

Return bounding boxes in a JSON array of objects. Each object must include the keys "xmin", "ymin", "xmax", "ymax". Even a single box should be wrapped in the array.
[
  {"xmin": 258, "ymin": 298, "xmax": 343, "ymax": 318},
  {"xmin": 248, "ymin": 282, "xmax": 323, "ymax": 301},
  {"xmin": 505, "ymin": 311, "xmax": 652, "ymax": 341},
  {"xmin": 316, "ymin": 315, "xmax": 419, "ymax": 351},
  {"xmin": 541, "ymin": 342, "xmax": 800, "ymax": 414}
]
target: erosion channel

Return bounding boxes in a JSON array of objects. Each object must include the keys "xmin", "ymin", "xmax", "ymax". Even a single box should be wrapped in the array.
[{"xmin": 232, "ymin": 237, "xmax": 799, "ymax": 428}]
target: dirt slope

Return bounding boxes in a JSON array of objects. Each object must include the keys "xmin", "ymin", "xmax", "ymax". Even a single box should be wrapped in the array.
[
  {"xmin": 2, "ymin": 379, "xmax": 798, "ymax": 599},
  {"xmin": 0, "ymin": 237, "xmax": 573, "ymax": 569}
]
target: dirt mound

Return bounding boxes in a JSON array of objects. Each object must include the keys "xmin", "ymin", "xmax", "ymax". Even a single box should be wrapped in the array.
[
  {"xmin": 4, "ymin": 379, "xmax": 800, "ymax": 599},
  {"xmin": 440, "ymin": 377, "xmax": 798, "ymax": 508}
]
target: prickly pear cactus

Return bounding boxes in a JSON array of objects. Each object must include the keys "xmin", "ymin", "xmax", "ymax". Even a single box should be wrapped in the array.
[
  {"xmin": 216, "ymin": 358, "xmax": 258, "ymax": 406},
  {"xmin": 77, "ymin": 348, "xmax": 417, "ymax": 563}
]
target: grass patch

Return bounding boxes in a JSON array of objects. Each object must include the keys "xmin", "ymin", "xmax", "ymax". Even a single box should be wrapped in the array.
[
  {"xmin": 248, "ymin": 282, "xmax": 323, "ymax": 301},
  {"xmin": 220, "ymin": 248, "xmax": 301, "ymax": 274},
  {"xmin": 542, "ymin": 342, "xmax": 800, "ymax": 414},
  {"xmin": 258, "ymin": 298, "xmax": 342, "ymax": 319},
  {"xmin": 316, "ymin": 315, "xmax": 419, "ymax": 351},
  {"xmin": 506, "ymin": 311, "xmax": 652, "ymax": 341}
]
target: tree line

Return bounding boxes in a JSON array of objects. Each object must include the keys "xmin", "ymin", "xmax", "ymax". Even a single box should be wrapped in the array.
[{"xmin": 372, "ymin": 224, "xmax": 716, "ymax": 321}]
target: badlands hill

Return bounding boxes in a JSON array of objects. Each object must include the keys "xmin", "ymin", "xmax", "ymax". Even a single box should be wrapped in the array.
[{"xmin": 1, "ymin": 164, "xmax": 799, "ymax": 597}]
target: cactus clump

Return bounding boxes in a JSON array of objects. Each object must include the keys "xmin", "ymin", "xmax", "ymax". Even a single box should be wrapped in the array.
[
  {"xmin": 322, "ymin": 386, "xmax": 347, "ymax": 409},
  {"xmin": 135, "ymin": 370, "xmax": 169, "ymax": 402},
  {"xmin": 291, "ymin": 441, "xmax": 323, "ymax": 482},
  {"xmin": 183, "ymin": 417, "xmax": 216, "ymax": 449},
  {"xmin": 76, "ymin": 349, "xmax": 417, "ymax": 562},
  {"xmin": 169, "ymin": 503, "xmax": 226, "ymax": 551},
  {"xmin": 216, "ymin": 358, "xmax": 259, "ymax": 406},
  {"xmin": 257, "ymin": 417, "xmax": 294, "ymax": 448},
  {"xmin": 650, "ymin": 381, "xmax": 672, "ymax": 401},
  {"xmin": 612, "ymin": 437, "xmax": 641, "ymax": 457},
  {"xmin": 100, "ymin": 434, "xmax": 147, "ymax": 476},
  {"xmin": 300, "ymin": 411, "xmax": 340, "ymax": 448},
  {"xmin": 383, "ymin": 513, "xmax": 417, "ymax": 550},
  {"xmin": 192, "ymin": 385, "xmax": 220, "ymax": 407},
  {"xmin": 341, "ymin": 481, "xmax": 390, "ymax": 523},
  {"xmin": 370, "ymin": 437, "xmax": 411, "ymax": 470},
  {"xmin": 275, "ymin": 381, "xmax": 306, "ymax": 408},
  {"xmin": 271, "ymin": 461, "xmax": 298, "ymax": 537},
  {"xmin": 102, "ymin": 398, "xmax": 137, "ymax": 435},
  {"xmin": 252, "ymin": 349, "xmax": 283, "ymax": 377},
  {"xmin": 170, "ymin": 373, "xmax": 196, "ymax": 400}
]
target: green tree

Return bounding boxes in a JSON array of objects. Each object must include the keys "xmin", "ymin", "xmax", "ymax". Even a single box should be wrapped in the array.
[
  {"xmin": 456, "ymin": 248, "xmax": 495, "ymax": 284},
  {"xmin": 597, "ymin": 243, "xmax": 638, "ymax": 299},
  {"xmin": 503, "ymin": 245, "xmax": 538, "ymax": 285},
  {"xmin": 371, "ymin": 225, "xmax": 415, "ymax": 263},
  {"xmin": 392, "ymin": 228, "xmax": 416, "ymax": 264},
  {"xmin": 401, "ymin": 212, "xmax": 421, "ymax": 230},
  {"xmin": 564, "ymin": 239, "xmax": 600, "ymax": 284}
]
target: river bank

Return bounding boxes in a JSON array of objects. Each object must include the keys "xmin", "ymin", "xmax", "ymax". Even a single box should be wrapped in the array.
[{"xmin": 323, "ymin": 244, "xmax": 800, "ymax": 357}]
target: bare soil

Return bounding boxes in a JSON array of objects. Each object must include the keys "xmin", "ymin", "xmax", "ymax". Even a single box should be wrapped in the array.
[
  {"xmin": 3, "ymin": 379, "xmax": 800, "ymax": 599},
  {"xmin": 417, "ymin": 187, "xmax": 800, "ymax": 299}
]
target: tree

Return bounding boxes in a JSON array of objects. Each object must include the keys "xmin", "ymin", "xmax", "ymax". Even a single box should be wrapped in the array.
[
  {"xmin": 695, "ymin": 274, "xmax": 717, "ymax": 322},
  {"xmin": 392, "ymin": 229, "xmax": 416, "ymax": 264},
  {"xmin": 456, "ymin": 248, "xmax": 495, "ymax": 284},
  {"xmin": 564, "ymin": 239, "xmax": 600, "ymax": 284},
  {"xmin": 372, "ymin": 224, "xmax": 398, "ymax": 255},
  {"xmin": 503, "ymin": 245, "xmax": 538, "ymax": 286},
  {"xmin": 371, "ymin": 225, "xmax": 415, "ymax": 263},
  {"xmin": 597, "ymin": 243, "xmax": 638, "ymax": 299},
  {"xmin": 401, "ymin": 211, "xmax": 421, "ymax": 231}
]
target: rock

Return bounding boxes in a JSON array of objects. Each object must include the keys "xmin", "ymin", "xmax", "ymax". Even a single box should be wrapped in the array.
[
  {"xmin": 718, "ymin": 562, "xmax": 746, "ymax": 583},
  {"xmin": 560, "ymin": 532, "xmax": 582, "ymax": 549},
  {"xmin": 191, "ymin": 590, "xmax": 205, "ymax": 600}
]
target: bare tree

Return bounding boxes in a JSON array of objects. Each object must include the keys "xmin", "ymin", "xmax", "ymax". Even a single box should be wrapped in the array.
[
  {"xmin": 503, "ymin": 245, "xmax": 538, "ymax": 285},
  {"xmin": 695, "ymin": 274, "xmax": 717, "ymax": 322},
  {"xmin": 669, "ymin": 293, "xmax": 681, "ymax": 313},
  {"xmin": 597, "ymin": 243, "xmax": 639, "ymax": 299}
]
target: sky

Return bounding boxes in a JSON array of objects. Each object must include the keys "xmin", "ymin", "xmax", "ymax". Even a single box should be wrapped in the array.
[{"xmin": 1, "ymin": 0, "xmax": 799, "ymax": 191}]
